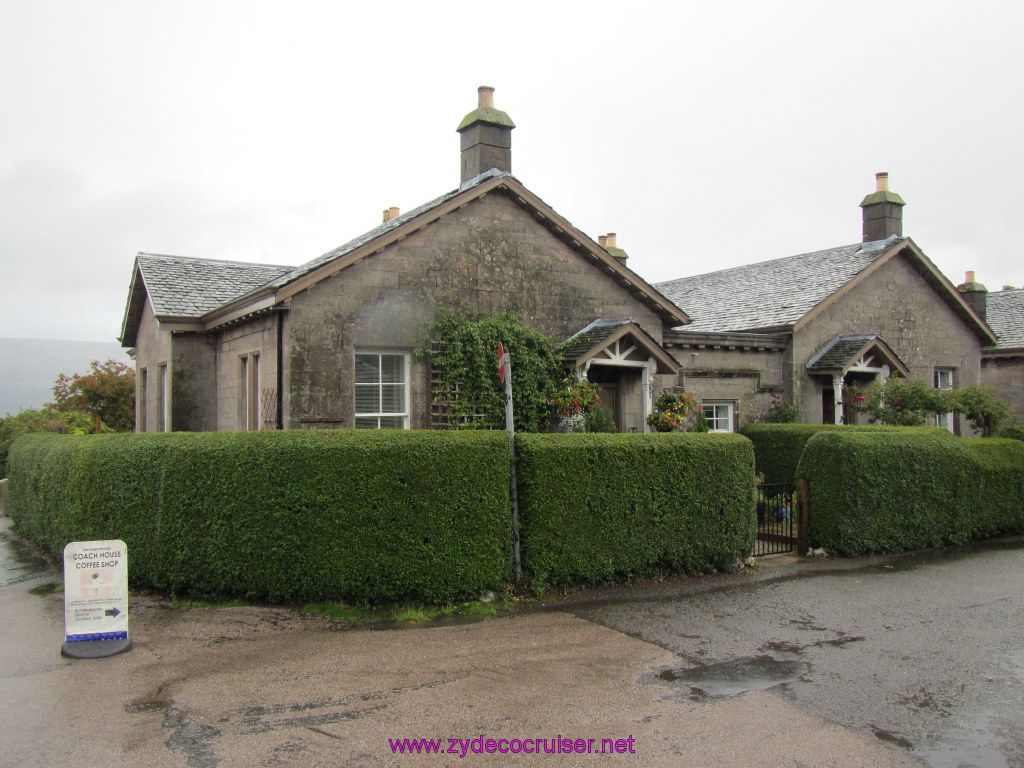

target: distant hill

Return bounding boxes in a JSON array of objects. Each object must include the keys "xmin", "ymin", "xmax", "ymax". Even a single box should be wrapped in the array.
[{"xmin": 0, "ymin": 338, "xmax": 133, "ymax": 416}]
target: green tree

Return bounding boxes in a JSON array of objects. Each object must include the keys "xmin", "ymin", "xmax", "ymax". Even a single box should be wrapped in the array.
[
  {"xmin": 846, "ymin": 378, "xmax": 1012, "ymax": 436},
  {"xmin": 0, "ymin": 407, "xmax": 94, "ymax": 478},
  {"xmin": 950, "ymin": 385, "xmax": 1011, "ymax": 437},
  {"xmin": 52, "ymin": 359, "xmax": 136, "ymax": 433},
  {"xmin": 845, "ymin": 377, "xmax": 949, "ymax": 426}
]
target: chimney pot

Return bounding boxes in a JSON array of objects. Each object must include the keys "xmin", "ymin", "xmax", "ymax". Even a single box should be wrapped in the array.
[
  {"xmin": 598, "ymin": 235, "xmax": 608, "ymax": 247},
  {"xmin": 860, "ymin": 172, "xmax": 905, "ymax": 242},
  {"xmin": 957, "ymin": 271, "xmax": 988, "ymax": 321},
  {"xmin": 382, "ymin": 206, "xmax": 400, "ymax": 223},
  {"xmin": 603, "ymin": 233, "xmax": 629, "ymax": 265},
  {"xmin": 457, "ymin": 87, "xmax": 515, "ymax": 185}
]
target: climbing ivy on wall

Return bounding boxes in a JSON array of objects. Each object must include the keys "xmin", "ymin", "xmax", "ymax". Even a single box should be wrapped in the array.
[{"xmin": 415, "ymin": 309, "xmax": 566, "ymax": 432}]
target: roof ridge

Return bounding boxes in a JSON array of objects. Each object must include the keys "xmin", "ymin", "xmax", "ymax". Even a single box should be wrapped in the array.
[
  {"xmin": 137, "ymin": 252, "xmax": 294, "ymax": 270},
  {"xmin": 656, "ymin": 242, "xmax": 865, "ymax": 286},
  {"xmin": 267, "ymin": 171, "xmax": 523, "ymax": 291}
]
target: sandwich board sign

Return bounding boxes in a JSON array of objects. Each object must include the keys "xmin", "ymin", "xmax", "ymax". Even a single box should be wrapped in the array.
[{"xmin": 61, "ymin": 539, "xmax": 133, "ymax": 658}]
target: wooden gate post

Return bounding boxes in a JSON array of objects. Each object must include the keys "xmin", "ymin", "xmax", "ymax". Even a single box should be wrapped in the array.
[{"xmin": 796, "ymin": 478, "xmax": 810, "ymax": 555}]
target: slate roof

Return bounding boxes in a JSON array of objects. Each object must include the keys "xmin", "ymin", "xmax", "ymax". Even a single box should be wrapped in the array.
[
  {"xmin": 805, "ymin": 335, "xmax": 880, "ymax": 371},
  {"xmin": 560, "ymin": 319, "xmax": 680, "ymax": 373},
  {"xmin": 121, "ymin": 167, "xmax": 687, "ymax": 344},
  {"xmin": 804, "ymin": 334, "xmax": 908, "ymax": 375},
  {"xmin": 137, "ymin": 253, "xmax": 292, "ymax": 318},
  {"xmin": 266, "ymin": 169, "xmax": 509, "ymax": 290},
  {"xmin": 560, "ymin": 319, "xmax": 631, "ymax": 360},
  {"xmin": 655, "ymin": 237, "xmax": 900, "ymax": 332},
  {"xmin": 986, "ymin": 288, "xmax": 1024, "ymax": 349}
]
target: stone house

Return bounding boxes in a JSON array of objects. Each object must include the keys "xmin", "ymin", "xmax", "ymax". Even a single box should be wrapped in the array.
[
  {"xmin": 654, "ymin": 173, "xmax": 996, "ymax": 433},
  {"xmin": 120, "ymin": 89, "xmax": 998, "ymax": 436},
  {"xmin": 119, "ymin": 88, "xmax": 686, "ymax": 434},
  {"xmin": 972, "ymin": 282, "xmax": 1024, "ymax": 424}
]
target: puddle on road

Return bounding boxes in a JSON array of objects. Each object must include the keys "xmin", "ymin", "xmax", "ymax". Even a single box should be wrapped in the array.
[
  {"xmin": 28, "ymin": 581, "xmax": 60, "ymax": 596},
  {"xmin": 656, "ymin": 655, "xmax": 808, "ymax": 698},
  {"xmin": 871, "ymin": 723, "xmax": 914, "ymax": 749},
  {"xmin": 910, "ymin": 709, "xmax": 1017, "ymax": 768},
  {"xmin": 125, "ymin": 698, "xmax": 172, "ymax": 714},
  {"xmin": 163, "ymin": 708, "xmax": 221, "ymax": 768},
  {"xmin": 0, "ymin": 531, "xmax": 53, "ymax": 587},
  {"xmin": 760, "ymin": 635, "xmax": 864, "ymax": 658}
]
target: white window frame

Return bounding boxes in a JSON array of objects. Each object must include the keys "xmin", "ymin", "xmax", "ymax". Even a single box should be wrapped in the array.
[
  {"xmin": 354, "ymin": 351, "xmax": 410, "ymax": 429},
  {"xmin": 934, "ymin": 368, "xmax": 955, "ymax": 433},
  {"xmin": 702, "ymin": 401, "xmax": 734, "ymax": 433}
]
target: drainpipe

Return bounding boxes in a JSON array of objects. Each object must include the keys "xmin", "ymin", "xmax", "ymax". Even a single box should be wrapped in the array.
[{"xmin": 276, "ymin": 310, "xmax": 284, "ymax": 429}]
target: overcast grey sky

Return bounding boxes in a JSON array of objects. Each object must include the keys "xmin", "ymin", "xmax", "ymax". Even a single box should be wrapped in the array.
[{"xmin": 2, "ymin": 0, "xmax": 1021, "ymax": 343}]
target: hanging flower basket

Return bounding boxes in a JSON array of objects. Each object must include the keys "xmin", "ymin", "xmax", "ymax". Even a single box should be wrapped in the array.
[{"xmin": 647, "ymin": 391, "xmax": 700, "ymax": 432}]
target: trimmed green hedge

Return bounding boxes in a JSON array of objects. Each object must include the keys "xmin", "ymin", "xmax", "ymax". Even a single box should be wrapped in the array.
[
  {"xmin": 998, "ymin": 425, "xmax": 1024, "ymax": 442},
  {"xmin": 740, "ymin": 423, "xmax": 933, "ymax": 484},
  {"xmin": 740, "ymin": 424, "xmax": 837, "ymax": 485},
  {"xmin": 516, "ymin": 433, "xmax": 756, "ymax": 587},
  {"xmin": 8, "ymin": 430, "xmax": 512, "ymax": 604},
  {"xmin": 796, "ymin": 430, "xmax": 1024, "ymax": 555}
]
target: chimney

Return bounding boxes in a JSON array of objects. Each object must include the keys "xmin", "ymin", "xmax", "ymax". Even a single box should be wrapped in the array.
[
  {"xmin": 603, "ymin": 232, "xmax": 629, "ymax": 265},
  {"xmin": 859, "ymin": 172, "xmax": 906, "ymax": 242},
  {"xmin": 382, "ymin": 206, "xmax": 400, "ymax": 223},
  {"xmin": 956, "ymin": 270, "xmax": 988, "ymax": 321},
  {"xmin": 456, "ymin": 86, "xmax": 515, "ymax": 185}
]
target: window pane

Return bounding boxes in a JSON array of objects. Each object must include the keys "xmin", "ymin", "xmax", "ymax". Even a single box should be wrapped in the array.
[
  {"xmin": 703, "ymin": 404, "xmax": 731, "ymax": 432},
  {"xmin": 354, "ymin": 351, "xmax": 407, "ymax": 428},
  {"xmin": 355, "ymin": 385, "xmax": 380, "ymax": 413},
  {"xmin": 381, "ymin": 384, "xmax": 404, "ymax": 412},
  {"xmin": 380, "ymin": 354, "xmax": 404, "ymax": 383},
  {"xmin": 355, "ymin": 354, "xmax": 380, "ymax": 383}
]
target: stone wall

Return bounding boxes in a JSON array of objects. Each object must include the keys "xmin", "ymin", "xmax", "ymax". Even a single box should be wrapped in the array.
[
  {"xmin": 133, "ymin": 299, "xmax": 172, "ymax": 432},
  {"xmin": 214, "ymin": 315, "xmax": 279, "ymax": 431},
  {"xmin": 661, "ymin": 341, "xmax": 788, "ymax": 430},
  {"xmin": 283, "ymin": 191, "xmax": 664, "ymax": 429},
  {"xmin": 172, "ymin": 333, "xmax": 216, "ymax": 432},
  {"xmin": 982, "ymin": 354, "xmax": 1024, "ymax": 425},
  {"xmin": 794, "ymin": 251, "xmax": 983, "ymax": 427}
]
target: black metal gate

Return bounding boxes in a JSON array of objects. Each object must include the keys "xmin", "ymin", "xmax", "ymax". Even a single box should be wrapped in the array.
[{"xmin": 755, "ymin": 482, "xmax": 796, "ymax": 556}]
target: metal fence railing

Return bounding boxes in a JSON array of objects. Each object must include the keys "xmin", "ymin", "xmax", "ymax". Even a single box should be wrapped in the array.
[{"xmin": 755, "ymin": 482, "xmax": 797, "ymax": 556}]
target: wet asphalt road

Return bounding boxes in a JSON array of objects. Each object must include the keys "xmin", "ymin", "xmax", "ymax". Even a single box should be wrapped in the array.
[
  {"xmin": 569, "ymin": 542, "xmax": 1024, "ymax": 767},
  {"xmin": 1, "ymin": 509, "xmax": 1021, "ymax": 767}
]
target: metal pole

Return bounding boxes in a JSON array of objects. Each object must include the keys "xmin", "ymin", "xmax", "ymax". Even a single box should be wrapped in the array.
[
  {"xmin": 503, "ymin": 351, "xmax": 522, "ymax": 584},
  {"xmin": 797, "ymin": 478, "xmax": 810, "ymax": 556}
]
